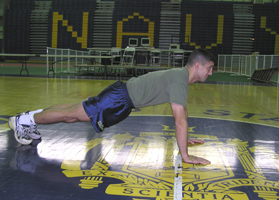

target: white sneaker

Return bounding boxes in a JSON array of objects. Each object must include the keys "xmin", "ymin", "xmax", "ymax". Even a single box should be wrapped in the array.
[
  {"xmin": 19, "ymin": 111, "xmax": 42, "ymax": 140},
  {"xmin": 9, "ymin": 116, "xmax": 33, "ymax": 145}
]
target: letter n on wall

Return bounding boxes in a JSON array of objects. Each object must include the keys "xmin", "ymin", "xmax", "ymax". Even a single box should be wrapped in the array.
[{"xmin": 51, "ymin": 12, "xmax": 88, "ymax": 49}]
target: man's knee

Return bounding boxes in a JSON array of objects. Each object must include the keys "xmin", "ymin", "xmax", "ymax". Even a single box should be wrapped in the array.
[{"xmin": 64, "ymin": 103, "xmax": 90, "ymax": 122}]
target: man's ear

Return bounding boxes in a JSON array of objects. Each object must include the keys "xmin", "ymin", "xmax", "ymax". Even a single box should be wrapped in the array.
[{"xmin": 194, "ymin": 62, "xmax": 200, "ymax": 71}]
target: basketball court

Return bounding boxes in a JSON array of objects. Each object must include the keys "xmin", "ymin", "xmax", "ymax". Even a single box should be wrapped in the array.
[{"xmin": 0, "ymin": 75, "xmax": 279, "ymax": 200}]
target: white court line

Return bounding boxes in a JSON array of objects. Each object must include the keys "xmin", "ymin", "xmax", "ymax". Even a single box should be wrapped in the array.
[
  {"xmin": 174, "ymin": 151, "xmax": 183, "ymax": 200},
  {"xmin": 174, "ymin": 175, "xmax": 182, "ymax": 200},
  {"xmin": 175, "ymin": 154, "xmax": 182, "ymax": 174}
]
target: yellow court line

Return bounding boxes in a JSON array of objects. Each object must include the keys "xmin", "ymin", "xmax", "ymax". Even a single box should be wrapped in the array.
[{"xmin": 0, "ymin": 128, "xmax": 11, "ymax": 133}]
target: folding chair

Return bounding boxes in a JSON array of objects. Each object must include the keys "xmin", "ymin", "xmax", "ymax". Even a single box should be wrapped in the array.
[
  {"xmin": 150, "ymin": 49, "xmax": 161, "ymax": 66},
  {"xmin": 121, "ymin": 47, "xmax": 136, "ymax": 66}
]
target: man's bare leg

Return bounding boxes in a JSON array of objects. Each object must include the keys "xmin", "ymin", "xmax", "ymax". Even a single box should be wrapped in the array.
[
  {"xmin": 34, "ymin": 102, "xmax": 91, "ymax": 124},
  {"xmin": 43, "ymin": 103, "xmax": 78, "ymax": 111},
  {"xmin": 9, "ymin": 102, "xmax": 91, "ymax": 145}
]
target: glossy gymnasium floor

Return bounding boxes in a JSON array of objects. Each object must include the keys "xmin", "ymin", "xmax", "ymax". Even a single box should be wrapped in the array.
[{"xmin": 0, "ymin": 71, "xmax": 279, "ymax": 200}]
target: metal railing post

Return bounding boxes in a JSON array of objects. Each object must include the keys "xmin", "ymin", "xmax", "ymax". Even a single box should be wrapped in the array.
[
  {"xmin": 224, "ymin": 55, "xmax": 226, "ymax": 72},
  {"xmin": 271, "ymin": 55, "xmax": 273, "ymax": 69},
  {"xmin": 218, "ymin": 55, "xmax": 220, "ymax": 71},
  {"xmin": 231, "ymin": 55, "xmax": 233, "ymax": 72},
  {"xmin": 67, "ymin": 49, "xmax": 70, "ymax": 72},
  {"xmin": 263, "ymin": 55, "xmax": 266, "ymax": 70},
  {"xmin": 238, "ymin": 55, "xmax": 241, "ymax": 74},
  {"xmin": 46, "ymin": 47, "xmax": 49, "ymax": 75}
]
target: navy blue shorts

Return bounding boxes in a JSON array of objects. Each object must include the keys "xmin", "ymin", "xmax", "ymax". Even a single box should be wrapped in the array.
[{"xmin": 82, "ymin": 81, "xmax": 135, "ymax": 133}]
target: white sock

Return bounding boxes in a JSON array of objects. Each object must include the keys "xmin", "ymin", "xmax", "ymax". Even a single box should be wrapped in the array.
[{"xmin": 18, "ymin": 109, "xmax": 43, "ymax": 125}]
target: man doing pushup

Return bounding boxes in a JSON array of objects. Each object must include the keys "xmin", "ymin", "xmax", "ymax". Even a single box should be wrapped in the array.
[{"xmin": 9, "ymin": 48, "xmax": 215, "ymax": 165}]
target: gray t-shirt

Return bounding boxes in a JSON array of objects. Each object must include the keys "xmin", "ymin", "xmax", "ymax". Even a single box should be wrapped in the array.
[{"xmin": 126, "ymin": 67, "xmax": 189, "ymax": 108}]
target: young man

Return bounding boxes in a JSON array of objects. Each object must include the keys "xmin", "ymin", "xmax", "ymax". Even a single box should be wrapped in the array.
[{"xmin": 9, "ymin": 48, "xmax": 215, "ymax": 165}]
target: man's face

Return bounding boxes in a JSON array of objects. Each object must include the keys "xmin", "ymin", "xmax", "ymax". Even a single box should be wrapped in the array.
[{"xmin": 197, "ymin": 61, "xmax": 214, "ymax": 82}]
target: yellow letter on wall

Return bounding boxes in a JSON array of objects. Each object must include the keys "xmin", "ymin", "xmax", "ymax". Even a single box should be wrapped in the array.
[
  {"xmin": 185, "ymin": 14, "xmax": 224, "ymax": 49},
  {"xmin": 116, "ymin": 13, "xmax": 154, "ymax": 48},
  {"xmin": 52, "ymin": 12, "xmax": 88, "ymax": 49},
  {"xmin": 260, "ymin": 16, "xmax": 279, "ymax": 54}
]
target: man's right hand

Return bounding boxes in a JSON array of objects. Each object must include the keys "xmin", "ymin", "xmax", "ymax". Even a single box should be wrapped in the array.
[{"xmin": 182, "ymin": 155, "xmax": 211, "ymax": 165}]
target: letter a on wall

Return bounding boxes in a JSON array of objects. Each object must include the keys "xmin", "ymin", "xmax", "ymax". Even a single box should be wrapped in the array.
[{"xmin": 116, "ymin": 13, "xmax": 154, "ymax": 48}]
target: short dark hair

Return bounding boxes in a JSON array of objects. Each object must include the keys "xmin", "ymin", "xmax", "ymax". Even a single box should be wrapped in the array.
[{"xmin": 186, "ymin": 49, "xmax": 215, "ymax": 67}]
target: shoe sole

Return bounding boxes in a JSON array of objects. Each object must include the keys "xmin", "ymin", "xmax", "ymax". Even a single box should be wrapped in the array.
[
  {"xmin": 29, "ymin": 131, "xmax": 42, "ymax": 140},
  {"xmin": 8, "ymin": 117, "xmax": 15, "ymax": 131}
]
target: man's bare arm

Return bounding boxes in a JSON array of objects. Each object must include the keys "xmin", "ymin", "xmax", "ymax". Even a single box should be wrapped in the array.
[{"xmin": 171, "ymin": 103, "xmax": 210, "ymax": 164}]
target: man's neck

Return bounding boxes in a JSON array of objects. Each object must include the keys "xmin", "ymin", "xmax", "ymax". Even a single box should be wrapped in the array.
[{"xmin": 186, "ymin": 66, "xmax": 197, "ymax": 84}]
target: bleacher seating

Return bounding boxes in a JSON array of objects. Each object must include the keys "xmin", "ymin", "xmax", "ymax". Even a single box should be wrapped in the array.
[
  {"xmin": 52, "ymin": 0, "xmax": 96, "ymax": 10},
  {"xmin": 9, "ymin": 0, "xmax": 34, "ymax": 10},
  {"xmin": 4, "ymin": 10, "xmax": 31, "ymax": 54},
  {"xmin": 4, "ymin": 0, "xmax": 34, "ymax": 54},
  {"xmin": 3, "ymin": 0, "xmax": 279, "ymax": 57},
  {"xmin": 251, "ymin": 68, "xmax": 278, "ymax": 83}
]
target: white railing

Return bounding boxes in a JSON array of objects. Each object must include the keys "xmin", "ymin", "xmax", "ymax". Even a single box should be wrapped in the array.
[
  {"xmin": 218, "ymin": 54, "xmax": 279, "ymax": 84},
  {"xmin": 46, "ymin": 47, "xmax": 90, "ymax": 74}
]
